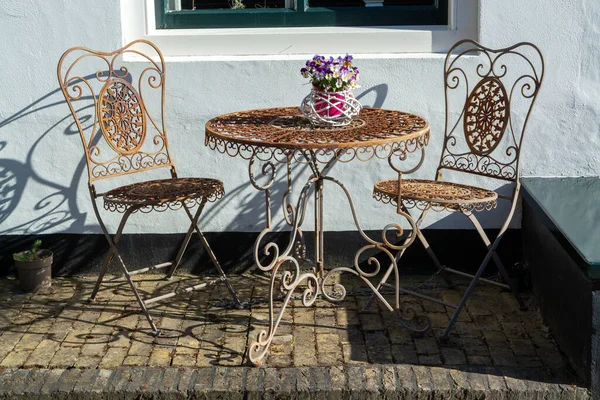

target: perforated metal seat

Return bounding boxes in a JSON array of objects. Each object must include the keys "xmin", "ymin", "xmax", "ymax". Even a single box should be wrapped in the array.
[
  {"xmin": 103, "ymin": 178, "xmax": 224, "ymax": 210},
  {"xmin": 373, "ymin": 179, "xmax": 498, "ymax": 212}
]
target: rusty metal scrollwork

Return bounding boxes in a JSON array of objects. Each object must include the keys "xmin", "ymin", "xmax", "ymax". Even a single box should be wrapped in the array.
[
  {"xmin": 57, "ymin": 40, "xmax": 242, "ymax": 336},
  {"xmin": 464, "ymin": 77, "xmax": 509, "ymax": 156},
  {"xmin": 439, "ymin": 40, "xmax": 544, "ymax": 182},
  {"xmin": 246, "ymin": 146, "xmax": 431, "ymax": 365},
  {"xmin": 248, "ymin": 161, "xmax": 318, "ymax": 365},
  {"xmin": 367, "ymin": 40, "xmax": 545, "ymax": 344},
  {"xmin": 99, "ymin": 78, "xmax": 147, "ymax": 155},
  {"xmin": 57, "ymin": 40, "xmax": 173, "ymax": 184},
  {"xmin": 205, "ymin": 107, "xmax": 430, "ymax": 165},
  {"xmin": 204, "ymin": 105, "xmax": 432, "ymax": 366}
]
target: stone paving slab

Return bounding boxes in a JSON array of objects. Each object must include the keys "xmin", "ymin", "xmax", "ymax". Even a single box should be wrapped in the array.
[{"xmin": 0, "ymin": 273, "xmax": 590, "ymax": 398}]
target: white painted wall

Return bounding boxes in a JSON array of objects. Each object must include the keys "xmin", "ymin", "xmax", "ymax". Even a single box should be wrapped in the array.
[{"xmin": 0, "ymin": 0, "xmax": 598, "ymax": 236}]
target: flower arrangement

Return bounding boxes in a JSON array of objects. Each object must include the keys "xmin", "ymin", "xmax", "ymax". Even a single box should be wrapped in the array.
[
  {"xmin": 299, "ymin": 54, "xmax": 362, "ymax": 126},
  {"xmin": 300, "ymin": 54, "xmax": 360, "ymax": 92}
]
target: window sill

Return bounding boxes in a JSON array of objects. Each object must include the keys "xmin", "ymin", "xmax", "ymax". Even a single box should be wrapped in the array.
[{"xmin": 121, "ymin": 0, "xmax": 478, "ymax": 60}]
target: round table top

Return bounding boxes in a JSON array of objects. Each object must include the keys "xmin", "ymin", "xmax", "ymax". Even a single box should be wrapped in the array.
[{"xmin": 205, "ymin": 107, "xmax": 429, "ymax": 151}]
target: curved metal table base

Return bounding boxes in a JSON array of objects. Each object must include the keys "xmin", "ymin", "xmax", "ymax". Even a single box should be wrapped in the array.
[{"xmin": 247, "ymin": 150, "xmax": 431, "ymax": 366}]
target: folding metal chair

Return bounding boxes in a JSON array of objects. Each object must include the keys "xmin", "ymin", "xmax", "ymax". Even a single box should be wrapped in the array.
[
  {"xmin": 368, "ymin": 40, "xmax": 545, "ymax": 340},
  {"xmin": 57, "ymin": 40, "xmax": 240, "ymax": 334}
]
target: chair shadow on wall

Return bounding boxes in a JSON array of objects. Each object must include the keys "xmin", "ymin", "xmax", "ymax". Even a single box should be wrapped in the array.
[
  {"xmin": 0, "ymin": 82, "xmax": 389, "ymax": 277},
  {"xmin": 0, "ymin": 83, "xmax": 102, "ymax": 276},
  {"xmin": 0, "ymin": 72, "xmax": 182, "ymax": 276}
]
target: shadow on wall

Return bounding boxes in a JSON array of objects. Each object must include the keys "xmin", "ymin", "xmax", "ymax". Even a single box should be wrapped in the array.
[
  {"xmin": 0, "ymin": 78, "xmax": 110, "ymax": 276},
  {"xmin": 0, "ymin": 82, "xmax": 397, "ymax": 276}
]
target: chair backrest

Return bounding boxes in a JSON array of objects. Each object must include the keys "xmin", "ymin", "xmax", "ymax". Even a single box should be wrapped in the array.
[
  {"xmin": 57, "ymin": 40, "xmax": 175, "ymax": 186},
  {"xmin": 437, "ymin": 40, "xmax": 544, "ymax": 182}
]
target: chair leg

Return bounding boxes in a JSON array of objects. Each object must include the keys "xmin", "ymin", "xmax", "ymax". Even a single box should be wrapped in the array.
[
  {"xmin": 195, "ymin": 226, "xmax": 241, "ymax": 306},
  {"xmin": 89, "ymin": 207, "xmax": 136, "ymax": 301},
  {"xmin": 442, "ymin": 246, "xmax": 495, "ymax": 340},
  {"xmin": 91, "ymin": 201, "xmax": 160, "ymax": 334},
  {"xmin": 464, "ymin": 212, "xmax": 526, "ymax": 310},
  {"xmin": 182, "ymin": 203, "xmax": 241, "ymax": 306},
  {"xmin": 442, "ymin": 210, "xmax": 524, "ymax": 340},
  {"xmin": 412, "ymin": 227, "xmax": 455, "ymax": 287},
  {"xmin": 166, "ymin": 201, "xmax": 207, "ymax": 279}
]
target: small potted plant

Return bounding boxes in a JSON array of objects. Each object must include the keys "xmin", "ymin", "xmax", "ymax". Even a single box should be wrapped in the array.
[
  {"xmin": 13, "ymin": 240, "xmax": 53, "ymax": 292},
  {"xmin": 300, "ymin": 54, "xmax": 362, "ymax": 126}
]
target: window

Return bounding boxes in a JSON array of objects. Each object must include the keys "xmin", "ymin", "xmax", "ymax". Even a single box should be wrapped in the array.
[
  {"xmin": 122, "ymin": 0, "xmax": 476, "ymax": 58},
  {"xmin": 155, "ymin": 0, "xmax": 448, "ymax": 29}
]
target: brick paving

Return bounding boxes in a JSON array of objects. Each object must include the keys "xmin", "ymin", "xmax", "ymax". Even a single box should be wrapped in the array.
[{"xmin": 0, "ymin": 273, "xmax": 589, "ymax": 398}]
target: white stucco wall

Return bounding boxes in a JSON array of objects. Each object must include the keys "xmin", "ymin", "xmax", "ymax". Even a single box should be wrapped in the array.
[{"xmin": 0, "ymin": 0, "xmax": 598, "ymax": 235}]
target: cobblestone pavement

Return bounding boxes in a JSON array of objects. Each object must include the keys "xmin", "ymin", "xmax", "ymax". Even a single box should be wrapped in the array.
[{"xmin": 0, "ymin": 273, "xmax": 589, "ymax": 398}]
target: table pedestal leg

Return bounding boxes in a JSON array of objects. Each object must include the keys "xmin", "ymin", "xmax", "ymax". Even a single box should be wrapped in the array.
[
  {"xmin": 248, "ymin": 154, "xmax": 319, "ymax": 365},
  {"xmin": 315, "ymin": 177, "xmax": 324, "ymax": 278},
  {"xmin": 248, "ymin": 152, "xmax": 431, "ymax": 366}
]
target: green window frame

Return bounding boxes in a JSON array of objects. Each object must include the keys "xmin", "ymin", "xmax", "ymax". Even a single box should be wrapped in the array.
[{"xmin": 154, "ymin": 0, "xmax": 448, "ymax": 29}]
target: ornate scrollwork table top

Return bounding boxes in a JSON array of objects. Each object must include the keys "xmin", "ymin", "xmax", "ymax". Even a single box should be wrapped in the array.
[{"xmin": 205, "ymin": 107, "xmax": 430, "ymax": 152}]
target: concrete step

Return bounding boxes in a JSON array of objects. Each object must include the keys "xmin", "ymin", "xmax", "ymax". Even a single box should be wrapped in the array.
[{"xmin": 0, "ymin": 366, "xmax": 590, "ymax": 400}]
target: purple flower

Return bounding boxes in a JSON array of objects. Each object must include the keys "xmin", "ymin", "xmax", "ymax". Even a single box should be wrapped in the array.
[{"xmin": 301, "ymin": 53, "xmax": 359, "ymax": 92}]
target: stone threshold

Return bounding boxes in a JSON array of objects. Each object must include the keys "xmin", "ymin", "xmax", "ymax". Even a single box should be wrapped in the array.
[{"xmin": 0, "ymin": 365, "xmax": 590, "ymax": 400}]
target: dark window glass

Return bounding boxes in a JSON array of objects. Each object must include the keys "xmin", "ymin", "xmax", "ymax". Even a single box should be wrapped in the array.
[
  {"xmin": 157, "ymin": 0, "xmax": 448, "ymax": 29},
  {"xmin": 308, "ymin": 0, "xmax": 434, "ymax": 6},
  {"xmin": 180, "ymin": 0, "xmax": 286, "ymax": 10}
]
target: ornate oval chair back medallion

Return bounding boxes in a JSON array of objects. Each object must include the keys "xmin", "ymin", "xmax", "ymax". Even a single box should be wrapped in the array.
[
  {"xmin": 99, "ymin": 78, "xmax": 147, "ymax": 155},
  {"xmin": 463, "ymin": 77, "xmax": 509, "ymax": 156}
]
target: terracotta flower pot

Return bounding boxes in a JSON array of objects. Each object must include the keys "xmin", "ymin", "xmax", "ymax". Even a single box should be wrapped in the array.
[{"xmin": 13, "ymin": 250, "xmax": 53, "ymax": 292}]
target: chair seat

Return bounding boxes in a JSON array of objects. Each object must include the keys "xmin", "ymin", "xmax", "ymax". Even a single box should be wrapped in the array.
[
  {"xmin": 373, "ymin": 179, "xmax": 498, "ymax": 211},
  {"xmin": 103, "ymin": 177, "xmax": 224, "ymax": 209}
]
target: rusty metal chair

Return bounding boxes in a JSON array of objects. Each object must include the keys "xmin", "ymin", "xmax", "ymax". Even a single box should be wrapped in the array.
[
  {"xmin": 57, "ymin": 40, "xmax": 240, "ymax": 334},
  {"xmin": 369, "ymin": 40, "xmax": 545, "ymax": 340}
]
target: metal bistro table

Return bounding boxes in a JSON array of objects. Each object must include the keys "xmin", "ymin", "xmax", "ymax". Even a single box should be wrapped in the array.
[{"xmin": 205, "ymin": 107, "xmax": 431, "ymax": 365}]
